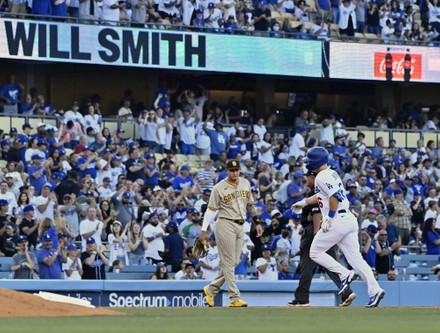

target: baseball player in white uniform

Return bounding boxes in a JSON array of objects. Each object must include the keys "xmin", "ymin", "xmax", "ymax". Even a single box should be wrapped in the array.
[{"xmin": 293, "ymin": 147, "xmax": 385, "ymax": 308}]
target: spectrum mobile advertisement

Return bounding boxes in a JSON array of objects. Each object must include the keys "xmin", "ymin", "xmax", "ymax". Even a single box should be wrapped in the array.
[{"xmin": 329, "ymin": 42, "xmax": 440, "ymax": 83}]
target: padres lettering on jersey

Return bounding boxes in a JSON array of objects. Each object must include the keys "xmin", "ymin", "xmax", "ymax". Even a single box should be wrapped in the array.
[
  {"xmin": 208, "ymin": 177, "xmax": 254, "ymax": 220},
  {"xmin": 223, "ymin": 190, "xmax": 250, "ymax": 204}
]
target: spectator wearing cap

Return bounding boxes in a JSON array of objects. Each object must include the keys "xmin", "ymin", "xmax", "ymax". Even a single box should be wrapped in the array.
[
  {"xmin": 124, "ymin": 148, "xmax": 147, "ymax": 183},
  {"xmin": 5, "ymin": 172, "xmax": 19, "ymax": 198},
  {"xmin": 18, "ymin": 205, "xmax": 40, "ymax": 250},
  {"xmin": 389, "ymin": 188, "xmax": 412, "ymax": 245},
  {"xmin": 144, "ymin": 154, "xmax": 160, "ymax": 189},
  {"xmin": 142, "ymin": 213, "xmax": 165, "ymax": 264},
  {"xmin": 80, "ymin": 237, "xmax": 109, "ymax": 280},
  {"xmin": 253, "ymin": 1, "xmax": 271, "ymax": 32},
  {"xmin": 311, "ymin": 14, "xmax": 331, "ymax": 39},
  {"xmin": 393, "ymin": 148, "xmax": 407, "ymax": 166},
  {"xmin": 0, "ymin": 176, "xmax": 18, "ymax": 212},
  {"xmin": 180, "ymin": 262, "xmax": 200, "ymax": 280},
  {"xmin": 256, "ymin": 244, "xmax": 278, "ymax": 281},
  {"xmin": 79, "ymin": 207, "xmax": 106, "ymax": 250},
  {"xmin": 111, "ymin": 190, "xmax": 135, "ymax": 228},
  {"xmin": 62, "ymin": 120, "xmax": 84, "ymax": 150},
  {"xmin": 59, "ymin": 193, "xmax": 81, "ymax": 239},
  {"xmin": 77, "ymin": 146, "xmax": 99, "ymax": 180},
  {"xmin": 63, "ymin": 244, "xmax": 83, "ymax": 280},
  {"xmin": 0, "ymin": 223, "xmax": 18, "ymax": 256},
  {"xmin": 37, "ymin": 233, "xmax": 68, "ymax": 279},
  {"xmin": 172, "ymin": 165, "xmax": 195, "ymax": 191},
  {"xmin": 163, "ymin": 221, "xmax": 184, "ymax": 272},
  {"xmin": 410, "ymin": 190, "xmax": 425, "ymax": 226},
  {"xmin": 97, "ymin": 176, "xmax": 113, "ymax": 200},
  {"xmin": 64, "ymin": 101, "xmax": 86, "ymax": 128},
  {"xmin": 204, "ymin": 2, "xmax": 223, "ymax": 31},
  {"xmin": 34, "ymin": 183, "xmax": 58, "ymax": 220},
  {"xmin": 361, "ymin": 208, "xmax": 379, "ymax": 229},
  {"xmin": 346, "ymin": 183, "xmax": 360, "ymax": 206},
  {"xmin": 289, "ymin": 126, "xmax": 308, "ymax": 159},
  {"xmin": 381, "ymin": 18, "xmax": 395, "ymax": 40},
  {"xmin": 182, "ymin": 209, "xmax": 202, "ymax": 248},
  {"xmin": 377, "ymin": 214, "xmax": 401, "ymax": 254},
  {"xmin": 199, "ymin": 233, "xmax": 220, "ymax": 280},
  {"xmin": 286, "ymin": 171, "xmax": 307, "ymax": 208},
  {"xmin": 11, "ymin": 235, "xmax": 39, "ymax": 279}
]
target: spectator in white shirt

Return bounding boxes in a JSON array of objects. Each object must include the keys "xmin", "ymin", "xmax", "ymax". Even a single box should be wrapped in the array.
[
  {"xmin": 34, "ymin": 183, "xmax": 57, "ymax": 220},
  {"xmin": 79, "ymin": 207, "xmax": 106, "ymax": 250},
  {"xmin": 289, "ymin": 126, "xmax": 308, "ymax": 158},
  {"xmin": 256, "ymin": 244, "xmax": 279, "ymax": 281}
]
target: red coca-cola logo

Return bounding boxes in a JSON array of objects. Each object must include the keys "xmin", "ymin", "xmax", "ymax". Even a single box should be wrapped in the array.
[{"xmin": 374, "ymin": 52, "xmax": 422, "ymax": 80}]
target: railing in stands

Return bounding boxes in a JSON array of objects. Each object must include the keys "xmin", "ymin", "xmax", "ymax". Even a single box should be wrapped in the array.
[{"xmin": 0, "ymin": 114, "xmax": 438, "ymax": 149}]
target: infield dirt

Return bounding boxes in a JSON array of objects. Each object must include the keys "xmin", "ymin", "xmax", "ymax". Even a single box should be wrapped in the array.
[{"xmin": 0, "ymin": 288, "xmax": 123, "ymax": 317}]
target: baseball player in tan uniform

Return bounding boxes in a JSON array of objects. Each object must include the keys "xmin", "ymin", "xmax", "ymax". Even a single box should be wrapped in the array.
[{"xmin": 200, "ymin": 159, "xmax": 264, "ymax": 307}]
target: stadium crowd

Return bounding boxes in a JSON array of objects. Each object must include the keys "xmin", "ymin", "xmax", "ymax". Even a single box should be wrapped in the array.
[
  {"xmin": 0, "ymin": 74, "xmax": 439, "ymax": 282},
  {"xmin": 0, "ymin": 0, "xmax": 440, "ymax": 42}
]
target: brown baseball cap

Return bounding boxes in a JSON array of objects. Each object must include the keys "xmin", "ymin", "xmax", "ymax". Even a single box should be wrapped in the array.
[{"xmin": 226, "ymin": 160, "xmax": 240, "ymax": 170}]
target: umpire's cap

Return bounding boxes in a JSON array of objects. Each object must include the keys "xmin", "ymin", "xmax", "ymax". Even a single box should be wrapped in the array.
[{"xmin": 226, "ymin": 160, "xmax": 240, "ymax": 170}]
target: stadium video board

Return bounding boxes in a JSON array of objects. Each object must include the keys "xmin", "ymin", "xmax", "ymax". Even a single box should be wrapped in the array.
[
  {"xmin": 329, "ymin": 42, "xmax": 440, "ymax": 83},
  {"xmin": 0, "ymin": 18, "xmax": 322, "ymax": 78}
]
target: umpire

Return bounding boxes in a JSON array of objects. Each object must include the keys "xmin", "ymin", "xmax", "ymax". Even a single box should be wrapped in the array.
[{"xmin": 288, "ymin": 170, "xmax": 356, "ymax": 307}]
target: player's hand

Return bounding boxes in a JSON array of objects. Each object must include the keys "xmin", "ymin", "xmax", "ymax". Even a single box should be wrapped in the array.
[
  {"xmin": 291, "ymin": 198, "xmax": 307, "ymax": 213},
  {"xmin": 255, "ymin": 224, "xmax": 263, "ymax": 237},
  {"xmin": 321, "ymin": 216, "xmax": 332, "ymax": 233},
  {"xmin": 199, "ymin": 230, "xmax": 209, "ymax": 244}
]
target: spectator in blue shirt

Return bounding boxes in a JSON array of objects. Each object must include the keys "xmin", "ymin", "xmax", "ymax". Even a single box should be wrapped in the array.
[
  {"xmin": 27, "ymin": 154, "xmax": 49, "ymax": 194},
  {"xmin": 361, "ymin": 227, "xmax": 377, "ymax": 270},
  {"xmin": 286, "ymin": 171, "xmax": 307, "ymax": 208},
  {"xmin": 278, "ymin": 260, "xmax": 294, "ymax": 280},
  {"xmin": 37, "ymin": 233, "xmax": 67, "ymax": 279},
  {"xmin": 203, "ymin": 121, "xmax": 228, "ymax": 162},
  {"xmin": 172, "ymin": 165, "xmax": 195, "ymax": 190},
  {"xmin": 422, "ymin": 218, "xmax": 440, "ymax": 255},
  {"xmin": 77, "ymin": 147, "xmax": 98, "ymax": 179},
  {"xmin": 0, "ymin": 75, "xmax": 23, "ymax": 112},
  {"xmin": 346, "ymin": 183, "xmax": 361, "ymax": 205},
  {"xmin": 163, "ymin": 222, "xmax": 184, "ymax": 272}
]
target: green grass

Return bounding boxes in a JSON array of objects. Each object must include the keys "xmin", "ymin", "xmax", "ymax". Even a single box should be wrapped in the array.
[{"xmin": 2, "ymin": 307, "xmax": 439, "ymax": 333}]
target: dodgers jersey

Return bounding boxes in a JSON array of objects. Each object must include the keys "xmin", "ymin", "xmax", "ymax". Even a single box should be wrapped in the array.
[{"xmin": 315, "ymin": 168, "xmax": 350, "ymax": 217}]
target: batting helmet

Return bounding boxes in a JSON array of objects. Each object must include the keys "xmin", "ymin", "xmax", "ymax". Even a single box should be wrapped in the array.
[{"xmin": 304, "ymin": 146, "xmax": 329, "ymax": 171}]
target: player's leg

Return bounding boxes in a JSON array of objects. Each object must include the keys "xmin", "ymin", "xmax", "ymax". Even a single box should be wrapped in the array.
[
  {"xmin": 292, "ymin": 226, "xmax": 317, "ymax": 305},
  {"xmin": 337, "ymin": 228, "xmax": 383, "ymax": 297},
  {"xmin": 211, "ymin": 220, "xmax": 242, "ymax": 302},
  {"xmin": 310, "ymin": 227, "xmax": 350, "ymax": 279}
]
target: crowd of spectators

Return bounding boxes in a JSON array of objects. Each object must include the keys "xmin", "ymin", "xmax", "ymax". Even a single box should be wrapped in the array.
[
  {"xmin": 1, "ymin": 0, "xmax": 439, "ymax": 42},
  {"xmin": 0, "ymin": 74, "xmax": 439, "ymax": 282}
]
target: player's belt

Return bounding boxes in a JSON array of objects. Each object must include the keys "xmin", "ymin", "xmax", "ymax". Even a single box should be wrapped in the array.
[
  {"xmin": 223, "ymin": 218, "xmax": 245, "ymax": 225},
  {"xmin": 338, "ymin": 209, "xmax": 347, "ymax": 214}
]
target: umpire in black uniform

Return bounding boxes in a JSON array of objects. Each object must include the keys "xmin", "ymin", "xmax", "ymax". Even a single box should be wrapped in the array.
[{"xmin": 288, "ymin": 170, "xmax": 356, "ymax": 307}]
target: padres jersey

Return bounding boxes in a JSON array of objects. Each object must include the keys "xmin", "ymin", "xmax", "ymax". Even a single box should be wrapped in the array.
[
  {"xmin": 315, "ymin": 168, "xmax": 350, "ymax": 217},
  {"xmin": 208, "ymin": 177, "xmax": 254, "ymax": 220}
]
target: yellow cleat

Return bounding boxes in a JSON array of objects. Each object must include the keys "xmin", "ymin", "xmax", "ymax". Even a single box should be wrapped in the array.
[
  {"xmin": 203, "ymin": 286, "xmax": 214, "ymax": 307},
  {"xmin": 229, "ymin": 299, "xmax": 248, "ymax": 307}
]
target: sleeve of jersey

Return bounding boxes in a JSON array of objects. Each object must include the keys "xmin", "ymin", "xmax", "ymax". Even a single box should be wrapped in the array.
[
  {"xmin": 207, "ymin": 186, "xmax": 219, "ymax": 212},
  {"xmin": 317, "ymin": 171, "xmax": 340, "ymax": 198}
]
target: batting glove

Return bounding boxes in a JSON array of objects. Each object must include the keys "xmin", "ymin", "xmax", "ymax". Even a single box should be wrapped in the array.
[
  {"xmin": 321, "ymin": 216, "xmax": 333, "ymax": 233},
  {"xmin": 291, "ymin": 198, "xmax": 307, "ymax": 213}
]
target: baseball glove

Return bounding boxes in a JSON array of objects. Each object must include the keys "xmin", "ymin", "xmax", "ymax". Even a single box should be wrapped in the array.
[{"xmin": 192, "ymin": 238, "xmax": 209, "ymax": 258}]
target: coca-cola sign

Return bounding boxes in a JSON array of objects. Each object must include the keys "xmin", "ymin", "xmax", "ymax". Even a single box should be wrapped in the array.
[{"xmin": 374, "ymin": 52, "xmax": 422, "ymax": 80}]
